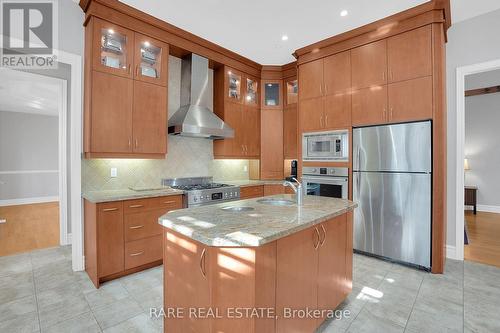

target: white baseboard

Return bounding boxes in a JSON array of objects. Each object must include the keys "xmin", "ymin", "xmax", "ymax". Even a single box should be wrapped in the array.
[
  {"xmin": 0, "ymin": 196, "xmax": 59, "ymax": 206},
  {"xmin": 446, "ymin": 245, "xmax": 458, "ymax": 260},
  {"xmin": 465, "ymin": 204, "xmax": 500, "ymax": 213}
]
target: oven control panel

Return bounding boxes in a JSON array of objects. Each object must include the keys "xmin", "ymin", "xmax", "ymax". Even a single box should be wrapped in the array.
[{"xmin": 302, "ymin": 167, "xmax": 349, "ymax": 177}]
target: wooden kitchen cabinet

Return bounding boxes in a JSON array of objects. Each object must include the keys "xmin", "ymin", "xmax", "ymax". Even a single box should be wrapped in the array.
[
  {"xmin": 276, "ymin": 227, "xmax": 320, "ymax": 333},
  {"xmin": 85, "ymin": 17, "xmax": 168, "ymax": 158},
  {"xmin": 324, "ymin": 92, "xmax": 351, "ymax": 128},
  {"xmin": 240, "ymin": 185, "xmax": 264, "ymax": 199},
  {"xmin": 90, "ymin": 71, "xmax": 133, "ymax": 154},
  {"xmin": 351, "ymin": 39, "xmax": 387, "ymax": 90},
  {"xmin": 226, "ymin": 68, "xmax": 243, "ymax": 103},
  {"xmin": 93, "ymin": 18, "xmax": 134, "ymax": 79},
  {"xmin": 97, "ymin": 202, "xmax": 124, "ymax": 278},
  {"xmin": 262, "ymin": 80, "xmax": 283, "ymax": 109},
  {"xmin": 133, "ymin": 33, "xmax": 169, "ymax": 86},
  {"xmin": 261, "ymin": 108, "xmax": 284, "ymax": 179},
  {"xmin": 323, "ymin": 51, "xmax": 351, "ymax": 94},
  {"xmin": 244, "ymin": 75, "xmax": 259, "ymax": 107},
  {"xmin": 351, "ymin": 86, "xmax": 388, "ymax": 126},
  {"xmin": 132, "ymin": 81, "xmax": 167, "ymax": 154},
  {"xmin": 243, "ymin": 106, "xmax": 261, "ymax": 157},
  {"xmin": 388, "ymin": 25, "xmax": 432, "ymax": 83},
  {"xmin": 285, "ymin": 79, "xmax": 298, "ymax": 105},
  {"xmin": 299, "ymin": 59, "xmax": 323, "ymax": 100},
  {"xmin": 164, "ymin": 231, "xmax": 211, "ymax": 333},
  {"xmin": 388, "ymin": 76, "xmax": 433, "ymax": 123},
  {"xmin": 284, "ymin": 77, "xmax": 298, "ymax": 159},
  {"xmin": 84, "ymin": 195, "xmax": 183, "ymax": 288},
  {"xmin": 299, "ymin": 97, "xmax": 323, "ymax": 132}
]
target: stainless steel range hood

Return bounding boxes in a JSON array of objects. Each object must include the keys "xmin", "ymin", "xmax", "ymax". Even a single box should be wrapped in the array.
[{"xmin": 168, "ymin": 54, "xmax": 234, "ymax": 139}]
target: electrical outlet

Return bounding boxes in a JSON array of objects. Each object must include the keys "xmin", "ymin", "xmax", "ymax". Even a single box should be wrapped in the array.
[
  {"xmin": 110, "ymin": 167, "xmax": 118, "ymax": 178},
  {"xmin": 0, "ymin": 218, "xmax": 6, "ymax": 224},
  {"xmin": 243, "ymin": 165, "xmax": 248, "ymax": 172}
]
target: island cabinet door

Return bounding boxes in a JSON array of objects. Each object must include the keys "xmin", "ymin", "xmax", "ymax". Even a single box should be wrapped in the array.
[
  {"xmin": 317, "ymin": 215, "xmax": 347, "ymax": 314},
  {"xmin": 164, "ymin": 231, "xmax": 211, "ymax": 333},
  {"xmin": 276, "ymin": 226, "xmax": 319, "ymax": 333}
]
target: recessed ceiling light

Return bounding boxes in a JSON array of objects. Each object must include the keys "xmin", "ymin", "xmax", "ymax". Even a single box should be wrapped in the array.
[
  {"xmin": 281, "ymin": 35, "xmax": 289, "ymax": 41},
  {"xmin": 340, "ymin": 10, "xmax": 348, "ymax": 17}
]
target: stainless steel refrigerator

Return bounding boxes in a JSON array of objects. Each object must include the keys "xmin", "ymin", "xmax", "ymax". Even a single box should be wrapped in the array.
[{"xmin": 352, "ymin": 121, "xmax": 432, "ymax": 270}]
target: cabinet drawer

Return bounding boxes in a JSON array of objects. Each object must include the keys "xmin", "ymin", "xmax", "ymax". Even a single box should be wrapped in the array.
[
  {"xmin": 240, "ymin": 185, "xmax": 264, "ymax": 199},
  {"xmin": 124, "ymin": 208, "xmax": 166, "ymax": 242},
  {"xmin": 124, "ymin": 235, "xmax": 162, "ymax": 270},
  {"xmin": 124, "ymin": 195, "xmax": 183, "ymax": 213}
]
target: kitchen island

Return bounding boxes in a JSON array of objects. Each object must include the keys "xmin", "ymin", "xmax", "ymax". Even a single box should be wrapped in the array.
[{"xmin": 159, "ymin": 194, "xmax": 357, "ymax": 333}]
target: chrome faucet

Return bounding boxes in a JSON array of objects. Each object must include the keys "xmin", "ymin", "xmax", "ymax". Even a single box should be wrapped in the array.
[{"xmin": 283, "ymin": 177, "xmax": 304, "ymax": 206}]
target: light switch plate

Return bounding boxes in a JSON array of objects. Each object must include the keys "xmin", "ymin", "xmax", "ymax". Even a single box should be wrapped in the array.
[
  {"xmin": 0, "ymin": 219, "xmax": 6, "ymax": 224},
  {"xmin": 110, "ymin": 168, "xmax": 118, "ymax": 178},
  {"xmin": 243, "ymin": 165, "xmax": 248, "ymax": 172}
]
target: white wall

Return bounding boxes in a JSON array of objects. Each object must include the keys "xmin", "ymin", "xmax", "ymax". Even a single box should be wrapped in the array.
[
  {"xmin": 446, "ymin": 8, "xmax": 500, "ymax": 247},
  {"xmin": 464, "ymin": 92, "xmax": 500, "ymax": 209}
]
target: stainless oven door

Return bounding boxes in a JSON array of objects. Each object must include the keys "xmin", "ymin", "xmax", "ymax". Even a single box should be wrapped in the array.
[{"xmin": 302, "ymin": 176, "xmax": 348, "ymax": 199}]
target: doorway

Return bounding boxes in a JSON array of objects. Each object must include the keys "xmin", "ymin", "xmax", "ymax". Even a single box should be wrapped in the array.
[
  {"xmin": 0, "ymin": 69, "xmax": 68, "ymax": 255},
  {"xmin": 456, "ymin": 59, "xmax": 500, "ymax": 267}
]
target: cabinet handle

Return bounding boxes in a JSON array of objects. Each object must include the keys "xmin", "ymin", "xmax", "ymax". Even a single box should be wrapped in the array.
[
  {"xmin": 320, "ymin": 224, "xmax": 327, "ymax": 246},
  {"xmin": 102, "ymin": 207, "xmax": 118, "ymax": 212},
  {"xmin": 389, "ymin": 107, "xmax": 393, "ymax": 120},
  {"xmin": 313, "ymin": 227, "xmax": 320, "ymax": 250},
  {"xmin": 200, "ymin": 248, "xmax": 207, "ymax": 278},
  {"xmin": 325, "ymin": 114, "xmax": 328, "ymax": 127},
  {"xmin": 382, "ymin": 71, "xmax": 386, "ymax": 82},
  {"xmin": 129, "ymin": 225, "xmax": 144, "ymax": 229},
  {"xmin": 128, "ymin": 204, "xmax": 144, "ymax": 208},
  {"xmin": 320, "ymin": 115, "xmax": 323, "ymax": 128},
  {"xmin": 163, "ymin": 200, "xmax": 176, "ymax": 204},
  {"xmin": 128, "ymin": 138, "xmax": 131, "ymax": 147},
  {"xmin": 128, "ymin": 64, "xmax": 131, "ymax": 75},
  {"xmin": 130, "ymin": 251, "xmax": 144, "ymax": 257},
  {"xmin": 319, "ymin": 84, "xmax": 322, "ymax": 95},
  {"xmin": 136, "ymin": 65, "xmax": 139, "ymax": 77},
  {"xmin": 324, "ymin": 84, "xmax": 328, "ymax": 94},
  {"xmin": 135, "ymin": 139, "xmax": 138, "ymax": 148}
]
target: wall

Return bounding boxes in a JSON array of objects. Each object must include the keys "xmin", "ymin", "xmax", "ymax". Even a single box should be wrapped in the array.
[
  {"xmin": 0, "ymin": 111, "xmax": 59, "ymax": 200},
  {"xmin": 446, "ymin": 8, "xmax": 500, "ymax": 247},
  {"xmin": 464, "ymin": 92, "xmax": 500, "ymax": 209},
  {"xmin": 82, "ymin": 56, "xmax": 250, "ymax": 192}
]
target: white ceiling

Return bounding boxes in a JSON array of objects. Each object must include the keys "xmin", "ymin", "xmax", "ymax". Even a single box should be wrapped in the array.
[
  {"xmin": 0, "ymin": 69, "xmax": 62, "ymax": 116},
  {"xmin": 120, "ymin": 0, "xmax": 500, "ymax": 65}
]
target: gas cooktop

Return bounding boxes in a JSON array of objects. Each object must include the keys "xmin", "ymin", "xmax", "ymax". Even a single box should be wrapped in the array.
[{"xmin": 170, "ymin": 183, "xmax": 232, "ymax": 191}]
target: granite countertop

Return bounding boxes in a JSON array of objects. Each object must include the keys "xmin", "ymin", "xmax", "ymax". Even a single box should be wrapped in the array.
[
  {"xmin": 159, "ymin": 194, "xmax": 357, "ymax": 247},
  {"xmin": 82, "ymin": 187, "xmax": 185, "ymax": 203}
]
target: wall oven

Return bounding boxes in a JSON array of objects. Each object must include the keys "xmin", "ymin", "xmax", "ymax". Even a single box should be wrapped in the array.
[
  {"xmin": 302, "ymin": 167, "xmax": 348, "ymax": 199},
  {"xmin": 302, "ymin": 130, "xmax": 349, "ymax": 162}
]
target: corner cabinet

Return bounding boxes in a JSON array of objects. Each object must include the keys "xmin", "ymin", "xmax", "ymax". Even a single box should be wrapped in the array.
[
  {"xmin": 84, "ymin": 17, "xmax": 169, "ymax": 159},
  {"xmin": 213, "ymin": 66, "xmax": 260, "ymax": 159}
]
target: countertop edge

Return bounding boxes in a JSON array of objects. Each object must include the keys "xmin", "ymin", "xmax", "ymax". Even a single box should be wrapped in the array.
[{"xmin": 82, "ymin": 190, "xmax": 185, "ymax": 203}]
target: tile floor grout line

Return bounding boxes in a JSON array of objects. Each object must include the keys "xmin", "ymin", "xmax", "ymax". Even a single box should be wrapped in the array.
[
  {"xmin": 29, "ymin": 253, "xmax": 43, "ymax": 333},
  {"xmin": 462, "ymin": 261, "xmax": 465, "ymax": 332},
  {"xmin": 402, "ymin": 270, "xmax": 424, "ymax": 333}
]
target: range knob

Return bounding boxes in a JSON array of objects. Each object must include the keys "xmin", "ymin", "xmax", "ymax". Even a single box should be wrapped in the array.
[
  {"xmin": 193, "ymin": 196, "xmax": 198, "ymax": 202},
  {"xmin": 311, "ymin": 168, "xmax": 317, "ymax": 173}
]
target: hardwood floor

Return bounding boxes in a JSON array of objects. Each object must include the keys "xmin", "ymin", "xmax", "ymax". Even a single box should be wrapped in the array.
[{"xmin": 465, "ymin": 211, "xmax": 500, "ymax": 268}]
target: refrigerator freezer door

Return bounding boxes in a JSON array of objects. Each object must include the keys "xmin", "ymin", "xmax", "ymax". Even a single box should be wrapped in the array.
[
  {"xmin": 353, "ymin": 171, "xmax": 431, "ymax": 268},
  {"xmin": 353, "ymin": 121, "xmax": 431, "ymax": 173}
]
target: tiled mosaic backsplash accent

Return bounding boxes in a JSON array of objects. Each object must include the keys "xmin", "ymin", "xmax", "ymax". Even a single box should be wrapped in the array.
[{"xmin": 82, "ymin": 137, "xmax": 250, "ymax": 192}]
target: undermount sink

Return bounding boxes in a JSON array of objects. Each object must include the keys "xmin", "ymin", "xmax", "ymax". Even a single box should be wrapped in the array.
[
  {"xmin": 221, "ymin": 206, "xmax": 255, "ymax": 212},
  {"xmin": 257, "ymin": 198, "xmax": 295, "ymax": 206}
]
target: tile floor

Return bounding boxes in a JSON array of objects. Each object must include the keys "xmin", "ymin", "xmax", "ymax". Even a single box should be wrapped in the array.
[{"xmin": 1, "ymin": 246, "xmax": 499, "ymax": 332}]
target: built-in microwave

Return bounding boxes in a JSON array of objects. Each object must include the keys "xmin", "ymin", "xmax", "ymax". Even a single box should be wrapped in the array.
[{"xmin": 302, "ymin": 130, "xmax": 349, "ymax": 162}]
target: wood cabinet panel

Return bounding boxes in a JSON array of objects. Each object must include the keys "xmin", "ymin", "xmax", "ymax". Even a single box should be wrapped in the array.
[
  {"xmin": 261, "ymin": 109, "xmax": 284, "ymax": 179},
  {"xmin": 317, "ymin": 216, "xmax": 347, "ymax": 313},
  {"xmin": 124, "ymin": 234, "xmax": 162, "ymax": 270},
  {"xmin": 324, "ymin": 92, "xmax": 351, "ymax": 129},
  {"xmin": 240, "ymin": 185, "xmax": 264, "ymax": 199},
  {"xmin": 276, "ymin": 227, "xmax": 319, "ymax": 333},
  {"xmin": 97, "ymin": 202, "xmax": 124, "ymax": 277},
  {"xmin": 351, "ymin": 39, "xmax": 387, "ymax": 90},
  {"xmin": 345, "ymin": 211, "xmax": 353, "ymax": 296},
  {"xmin": 164, "ymin": 231, "xmax": 211, "ymax": 333},
  {"xmin": 124, "ymin": 208, "xmax": 165, "ymax": 242},
  {"xmin": 264, "ymin": 184, "xmax": 285, "ymax": 196},
  {"xmin": 323, "ymin": 50, "xmax": 351, "ymax": 94},
  {"xmin": 351, "ymin": 86, "xmax": 387, "ymax": 127},
  {"xmin": 244, "ymin": 107, "xmax": 260, "ymax": 157},
  {"xmin": 299, "ymin": 97, "xmax": 323, "ymax": 132},
  {"xmin": 91, "ymin": 71, "xmax": 133, "ymax": 153},
  {"xmin": 299, "ymin": 59, "xmax": 323, "ymax": 100},
  {"xmin": 283, "ymin": 105, "xmax": 298, "ymax": 159},
  {"xmin": 388, "ymin": 25, "xmax": 432, "ymax": 83},
  {"xmin": 133, "ymin": 33, "xmax": 169, "ymax": 86},
  {"xmin": 132, "ymin": 81, "xmax": 167, "ymax": 154},
  {"xmin": 388, "ymin": 76, "xmax": 432, "ymax": 123}
]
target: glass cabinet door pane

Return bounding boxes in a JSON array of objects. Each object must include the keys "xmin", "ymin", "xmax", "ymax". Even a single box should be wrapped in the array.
[
  {"xmin": 264, "ymin": 83, "xmax": 280, "ymax": 106},
  {"xmin": 245, "ymin": 78, "xmax": 258, "ymax": 105},
  {"xmin": 286, "ymin": 80, "xmax": 298, "ymax": 105},
  {"xmin": 100, "ymin": 28, "xmax": 128, "ymax": 71},
  {"xmin": 139, "ymin": 40, "xmax": 162, "ymax": 79},
  {"xmin": 227, "ymin": 71, "xmax": 241, "ymax": 101}
]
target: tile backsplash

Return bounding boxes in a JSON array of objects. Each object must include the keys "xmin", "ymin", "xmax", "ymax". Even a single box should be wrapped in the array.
[{"xmin": 82, "ymin": 55, "xmax": 250, "ymax": 192}]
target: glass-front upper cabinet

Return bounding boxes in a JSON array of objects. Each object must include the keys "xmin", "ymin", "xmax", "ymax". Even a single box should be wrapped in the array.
[
  {"xmin": 262, "ymin": 80, "xmax": 282, "ymax": 109},
  {"xmin": 226, "ymin": 69, "xmax": 242, "ymax": 103},
  {"xmin": 134, "ymin": 33, "xmax": 169, "ymax": 86},
  {"xmin": 245, "ymin": 77, "xmax": 259, "ymax": 106},
  {"xmin": 94, "ymin": 18, "xmax": 134, "ymax": 78},
  {"xmin": 286, "ymin": 79, "xmax": 298, "ymax": 105}
]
